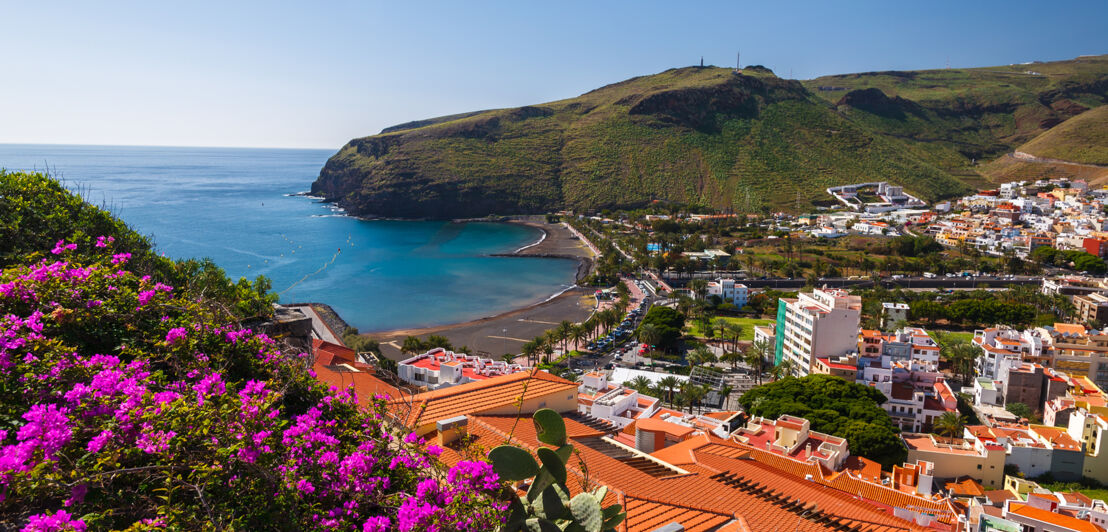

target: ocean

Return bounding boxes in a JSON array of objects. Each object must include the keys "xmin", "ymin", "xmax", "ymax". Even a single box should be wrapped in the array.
[{"xmin": 0, "ymin": 144, "xmax": 578, "ymax": 332}]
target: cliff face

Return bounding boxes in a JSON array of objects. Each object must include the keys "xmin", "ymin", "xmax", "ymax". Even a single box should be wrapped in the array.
[{"xmin": 314, "ymin": 55, "xmax": 1108, "ymax": 219}]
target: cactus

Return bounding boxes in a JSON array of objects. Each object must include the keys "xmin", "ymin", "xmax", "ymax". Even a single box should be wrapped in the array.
[{"xmin": 488, "ymin": 409, "xmax": 625, "ymax": 532}]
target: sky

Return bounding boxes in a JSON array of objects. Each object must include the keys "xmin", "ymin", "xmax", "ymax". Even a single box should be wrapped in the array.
[{"xmin": 2, "ymin": 1, "xmax": 1106, "ymax": 150}]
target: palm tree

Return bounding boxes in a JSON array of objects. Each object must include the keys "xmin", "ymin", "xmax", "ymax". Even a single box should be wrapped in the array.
[
  {"xmin": 682, "ymin": 383, "xmax": 708, "ymax": 415},
  {"xmin": 687, "ymin": 344, "xmax": 717, "ymax": 370},
  {"xmin": 771, "ymin": 359, "xmax": 795, "ymax": 380},
  {"xmin": 541, "ymin": 341, "xmax": 555, "ymax": 365},
  {"xmin": 725, "ymin": 323, "xmax": 744, "ymax": 353},
  {"xmin": 688, "ymin": 278, "xmax": 709, "ymax": 300},
  {"xmin": 501, "ymin": 353, "xmax": 516, "ymax": 364},
  {"xmin": 521, "ymin": 340, "xmax": 539, "ymax": 367},
  {"xmin": 628, "ymin": 376, "xmax": 652, "ymax": 395},
  {"xmin": 717, "ymin": 384, "xmax": 735, "ymax": 410},
  {"xmin": 720, "ymin": 350, "xmax": 743, "ymax": 371},
  {"xmin": 942, "ymin": 341, "xmax": 979, "ymax": 386},
  {"xmin": 557, "ymin": 320, "xmax": 574, "ymax": 354},
  {"xmin": 658, "ymin": 376, "xmax": 681, "ymax": 408},
  {"xmin": 637, "ymin": 323, "xmax": 662, "ymax": 353},
  {"xmin": 569, "ymin": 324, "xmax": 589, "ymax": 354},
  {"xmin": 933, "ymin": 412, "xmax": 966, "ymax": 444},
  {"xmin": 744, "ymin": 340, "xmax": 772, "ymax": 385},
  {"xmin": 401, "ymin": 336, "xmax": 425, "ymax": 356}
]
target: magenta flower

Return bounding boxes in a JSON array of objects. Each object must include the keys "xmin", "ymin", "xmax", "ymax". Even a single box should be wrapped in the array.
[
  {"xmin": 50, "ymin": 240, "xmax": 77, "ymax": 255},
  {"xmin": 164, "ymin": 327, "xmax": 187, "ymax": 345},
  {"xmin": 94, "ymin": 236, "xmax": 114, "ymax": 248},
  {"xmin": 22, "ymin": 509, "xmax": 87, "ymax": 531}
]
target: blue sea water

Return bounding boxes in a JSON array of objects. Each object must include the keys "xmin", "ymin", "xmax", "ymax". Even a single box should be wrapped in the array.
[{"xmin": 0, "ymin": 144, "xmax": 578, "ymax": 331}]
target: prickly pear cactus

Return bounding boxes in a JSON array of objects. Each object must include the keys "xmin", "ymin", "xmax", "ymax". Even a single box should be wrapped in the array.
[{"xmin": 488, "ymin": 409, "xmax": 625, "ymax": 532}]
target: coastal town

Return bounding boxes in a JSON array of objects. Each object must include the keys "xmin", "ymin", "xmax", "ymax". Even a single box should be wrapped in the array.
[
  {"xmin": 5, "ymin": 6, "xmax": 1108, "ymax": 530},
  {"xmin": 261, "ymin": 175, "xmax": 1108, "ymax": 531}
]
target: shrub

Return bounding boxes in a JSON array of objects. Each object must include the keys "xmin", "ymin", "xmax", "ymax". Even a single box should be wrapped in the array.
[{"xmin": 0, "ymin": 239, "xmax": 504, "ymax": 530}]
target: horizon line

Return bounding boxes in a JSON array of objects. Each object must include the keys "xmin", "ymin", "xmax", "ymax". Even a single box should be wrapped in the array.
[{"xmin": 0, "ymin": 141, "xmax": 335, "ymax": 151}]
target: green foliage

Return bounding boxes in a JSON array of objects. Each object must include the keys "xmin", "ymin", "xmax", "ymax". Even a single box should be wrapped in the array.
[
  {"xmin": 1032, "ymin": 246, "xmax": 1107, "ymax": 273},
  {"xmin": 0, "ymin": 171, "xmax": 276, "ymax": 321},
  {"xmin": 488, "ymin": 409, "xmax": 625, "ymax": 532},
  {"xmin": 1005, "ymin": 402, "xmax": 1036, "ymax": 421},
  {"xmin": 341, "ymin": 327, "xmax": 381, "ymax": 354},
  {"xmin": 888, "ymin": 235, "xmax": 942, "ymax": 257},
  {"xmin": 737, "ymin": 375, "xmax": 906, "ymax": 468},
  {"xmin": 637, "ymin": 306, "xmax": 685, "ymax": 351}
]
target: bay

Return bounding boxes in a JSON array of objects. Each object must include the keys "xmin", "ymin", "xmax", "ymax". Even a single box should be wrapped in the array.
[{"xmin": 0, "ymin": 144, "xmax": 578, "ymax": 331}]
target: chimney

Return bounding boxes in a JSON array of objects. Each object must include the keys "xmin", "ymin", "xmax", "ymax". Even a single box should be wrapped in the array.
[{"xmin": 436, "ymin": 415, "xmax": 468, "ymax": 447}]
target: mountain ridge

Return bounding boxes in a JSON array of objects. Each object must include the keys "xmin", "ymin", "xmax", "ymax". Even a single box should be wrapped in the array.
[{"xmin": 313, "ymin": 55, "xmax": 1108, "ymax": 218}]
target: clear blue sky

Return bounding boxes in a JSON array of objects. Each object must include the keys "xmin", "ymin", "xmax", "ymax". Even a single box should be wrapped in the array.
[{"xmin": 2, "ymin": 1, "xmax": 1105, "ymax": 149}]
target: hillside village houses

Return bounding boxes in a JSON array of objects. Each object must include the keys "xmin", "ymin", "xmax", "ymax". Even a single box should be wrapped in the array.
[{"xmin": 926, "ymin": 178, "xmax": 1108, "ymax": 259}]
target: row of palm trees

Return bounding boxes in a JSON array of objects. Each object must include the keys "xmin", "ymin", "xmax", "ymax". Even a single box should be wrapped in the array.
[
  {"xmin": 622, "ymin": 375, "xmax": 734, "ymax": 414},
  {"xmin": 508, "ymin": 298, "xmax": 635, "ymax": 367}
]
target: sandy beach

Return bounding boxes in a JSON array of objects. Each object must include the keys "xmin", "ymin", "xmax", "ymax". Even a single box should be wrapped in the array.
[{"xmin": 372, "ymin": 217, "xmax": 599, "ymax": 360}]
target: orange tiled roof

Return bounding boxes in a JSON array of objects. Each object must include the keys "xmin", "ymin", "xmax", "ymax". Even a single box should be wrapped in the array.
[
  {"xmin": 1007, "ymin": 502, "xmax": 1102, "ymax": 532},
  {"xmin": 636, "ymin": 417, "xmax": 696, "ymax": 438},
  {"xmin": 437, "ymin": 415, "xmax": 932, "ymax": 531},
  {"xmin": 944, "ymin": 476, "xmax": 986, "ymax": 497},
  {"xmin": 313, "ymin": 361, "xmax": 402, "ymax": 405},
  {"xmin": 388, "ymin": 369, "xmax": 577, "ymax": 427}
]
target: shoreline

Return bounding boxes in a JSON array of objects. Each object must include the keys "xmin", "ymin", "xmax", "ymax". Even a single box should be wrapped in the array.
[
  {"xmin": 367, "ymin": 217, "xmax": 598, "ymax": 356},
  {"xmin": 369, "ymin": 286, "xmax": 587, "ymax": 340}
]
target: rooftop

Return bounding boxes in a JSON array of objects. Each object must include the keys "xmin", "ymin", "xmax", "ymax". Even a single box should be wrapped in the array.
[{"xmin": 388, "ymin": 369, "xmax": 577, "ymax": 428}]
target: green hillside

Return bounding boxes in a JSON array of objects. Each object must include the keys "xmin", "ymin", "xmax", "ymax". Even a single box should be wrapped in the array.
[
  {"xmin": 314, "ymin": 55, "xmax": 1108, "ymax": 218},
  {"xmin": 1018, "ymin": 105, "xmax": 1108, "ymax": 165}
]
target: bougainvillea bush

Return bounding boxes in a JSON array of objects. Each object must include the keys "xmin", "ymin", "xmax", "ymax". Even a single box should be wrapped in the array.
[{"xmin": 0, "ymin": 173, "xmax": 506, "ymax": 531}]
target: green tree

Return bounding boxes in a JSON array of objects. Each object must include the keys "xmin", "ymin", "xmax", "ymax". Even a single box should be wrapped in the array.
[
  {"xmin": 401, "ymin": 336, "xmax": 425, "ymax": 356},
  {"xmin": 738, "ymin": 375, "xmax": 906, "ymax": 467},
  {"xmin": 933, "ymin": 412, "xmax": 967, "ymax": 444},
  {"xmin": 1005, "ymin": 402, "xmax": 1035, "ymax": 421},
  {"xmin": 637, "ymin": 306, "xmax": 685, "ymax": 352}
]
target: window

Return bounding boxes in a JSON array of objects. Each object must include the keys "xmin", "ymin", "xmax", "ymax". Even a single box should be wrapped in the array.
[{"xmin": 977, "ymin": 464, "xmax": 982, "ymax": 470}]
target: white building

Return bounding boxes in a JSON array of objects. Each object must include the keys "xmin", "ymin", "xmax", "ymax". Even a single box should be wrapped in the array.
[
  {"xmin": 706, "ymin": 278, "xmax": 748, "ymax": 308},
  {"xmin": 578, "ymin": 371, "xmax": 660, "ymax": 429},
  {"xmin": 398, "ymin": 348, "xmax": 526, "ymax": 389},
  {"xmin": 775, "ymin": 288, "xmax": 862, "ymax": 376}
]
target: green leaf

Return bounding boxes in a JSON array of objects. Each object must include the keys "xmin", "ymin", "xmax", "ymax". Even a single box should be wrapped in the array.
[
  {"xmin": 570, "ymin": 492, "xmax": 604, "ymax": 532},
  {"xmin": 489, "ymin": 445, "xmax": 539, "ymax": 481},
  {"xmin": 536, "ymin": 447, "xmax": 567, "ymax": 484},
  {"xmin": 524, "ymin": 517, "xmax": 561, "ymax": 532},
  {"xmin": 593, "ymin": 486, "xmax": 608, "ymax": 505},
  {"xmin": 533, "ymin": 408, "xmax": 567, "ymax": 447},
  {"xmin": 527, "ymin": 469, "xmax": 556, "ymax": 502},
  {"xmin": 532, "ymin": 483, "xmax": 569, "ymax": 520},
  {"xmin": 602, "ymin": 511, "xmax": 625, "ymax": 530}
]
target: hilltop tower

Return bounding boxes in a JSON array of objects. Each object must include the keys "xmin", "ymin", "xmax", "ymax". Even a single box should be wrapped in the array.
[
  {"xmin": 734, "ymin": 51, "xmax": 742, "ymax": 73},
  {"xmin": 700, "ymin": 56, "xmax": 704, "ymax": 67}
]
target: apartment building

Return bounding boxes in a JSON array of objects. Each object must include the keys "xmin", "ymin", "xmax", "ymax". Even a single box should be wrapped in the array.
[
  {"xmin": 968, "ymin": 425, "xmax": 1085, "ymax": 481},
  {"xmin": 902, "ymin": 432, "xmax": 1007, "ymax": 488},
  {"xmin": 774, "ymin": 288, "xmax": 861, "ymax": 376},
  {"xmin": 973, "ymin": 326, "xmax": 1046, "ymax": 383},
  {"xmin": 1067, "ymin": 409, "xmax": 1108, "ymax": 484},
  {"xmin": 855, "ymin": 327, "xmax": 953, "ymax": 431},
  {"xmin": 1043, "ymin": 324, "xmax": 1108, "ymax": 390},
  {"xmin": 1075, "ymin": 292, "xmax": 1108, "ymax": 325}
]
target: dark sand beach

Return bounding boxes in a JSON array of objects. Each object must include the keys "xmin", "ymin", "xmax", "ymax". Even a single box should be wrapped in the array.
[{"xmin": 373, "ymin": 218, "xmax": 598, "ymax": 360}]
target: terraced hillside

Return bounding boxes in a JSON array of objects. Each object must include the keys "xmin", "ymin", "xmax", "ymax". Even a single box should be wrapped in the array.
[{"xmin": 314, "ymin": 55, "xmax": 1108, "ymax": 218}]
